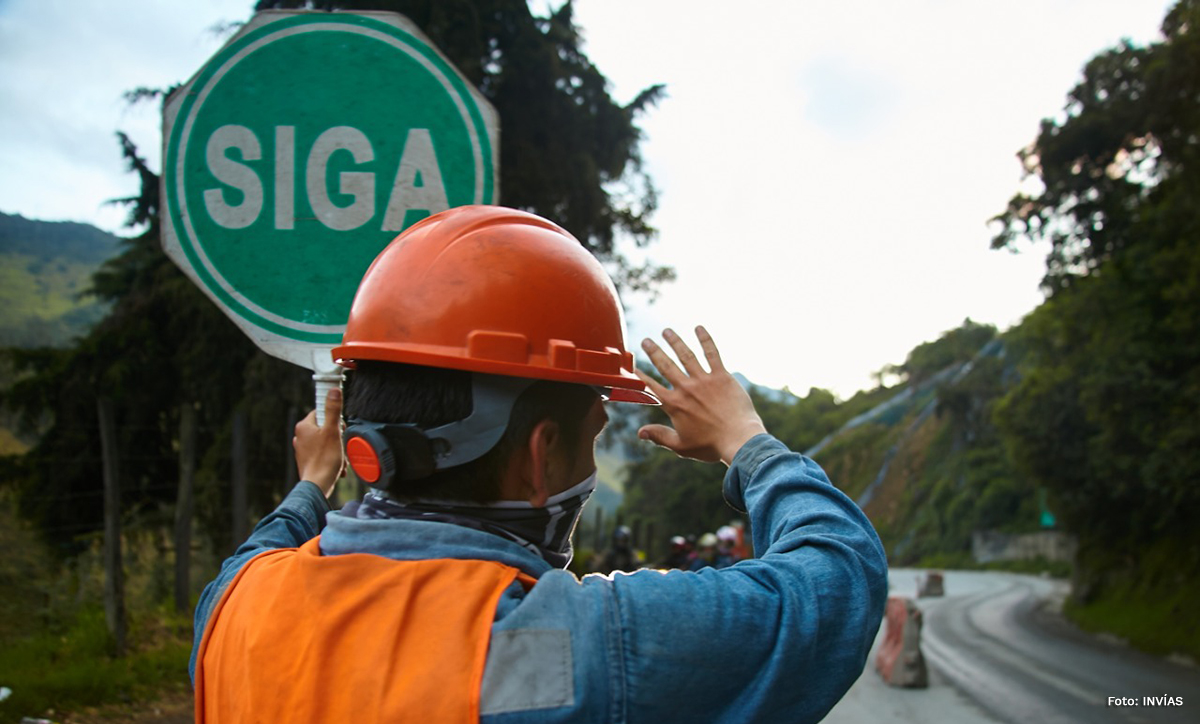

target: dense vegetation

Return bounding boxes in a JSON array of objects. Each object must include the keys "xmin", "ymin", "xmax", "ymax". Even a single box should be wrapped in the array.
[{"xmin": 990, "ymin": 0, "xmax": 1200, "ymax": 656}]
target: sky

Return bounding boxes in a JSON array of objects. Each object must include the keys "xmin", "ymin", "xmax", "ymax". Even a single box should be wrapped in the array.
[{"xmin": 0, "ymin": 0, "xmax": 1174, "ymax": 398}]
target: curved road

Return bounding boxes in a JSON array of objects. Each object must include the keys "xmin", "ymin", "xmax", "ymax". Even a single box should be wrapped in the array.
[{"xmin": 824, "ymin": 569, "xmax": 1199, "ymax": 724}]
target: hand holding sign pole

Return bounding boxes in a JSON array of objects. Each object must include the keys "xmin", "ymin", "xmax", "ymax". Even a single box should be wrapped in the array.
[{"xmin": 162, "ymin": 10, "xmax": 499, "ymax": 426}]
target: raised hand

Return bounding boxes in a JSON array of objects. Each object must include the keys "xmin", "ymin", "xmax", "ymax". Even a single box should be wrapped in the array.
[{"xmin": 636, "ymin": 326, "xmax": 767, "ymax": 465}]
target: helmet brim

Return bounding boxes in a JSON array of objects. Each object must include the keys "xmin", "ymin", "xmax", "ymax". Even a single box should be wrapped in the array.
[{"xmin": 607, "ymin": 386, "xmax": 660, "ymax": 405}]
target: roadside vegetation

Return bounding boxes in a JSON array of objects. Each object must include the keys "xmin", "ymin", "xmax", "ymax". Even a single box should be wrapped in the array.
[{"xmin": 0, "ymin": 494, "xmax": 195, "ymax": 722}]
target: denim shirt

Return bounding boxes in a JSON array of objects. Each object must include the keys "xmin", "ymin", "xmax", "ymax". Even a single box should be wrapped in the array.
[{"xmin": 192, "ymin": 434, "xmax": 888, "ymax": 723}]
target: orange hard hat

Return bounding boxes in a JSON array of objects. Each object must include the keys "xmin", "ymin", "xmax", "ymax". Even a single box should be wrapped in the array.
[{"xmin": 333, "ymin": 205, "xmax": 658, "ymax": 404}]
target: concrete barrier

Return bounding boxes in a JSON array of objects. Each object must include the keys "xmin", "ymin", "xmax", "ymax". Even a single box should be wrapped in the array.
[
  {"xmin": 918, "ymin": 570, "xmax": 944, "ymax": 598},
  {"xmin": 875, "ymin": 596, "xmax": 928, "ymax": 688},
  {"xmin": 971, "ymin": 529, "xmax": 1076, "ymax": 564}
]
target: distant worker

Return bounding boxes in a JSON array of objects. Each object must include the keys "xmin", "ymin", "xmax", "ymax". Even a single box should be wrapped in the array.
[
  {"xmin": 716, "ymin": 524, "xmax": 742, "ymax": 566},
  {"xmin": 660, "ymin": 534, "xmax": 692, "ymax": 569},
  {"xmin": 189, "ymin": 206, "xmax": 887, "ymax": 722},
  {"xmin": 725, "ymin": 519, "xmax": 750, "ymax": 560},
  {"xmin": 689, "ymin": 532, "xmax": 722, "ymax": 570},
  {"xmin": 596, "ymin": 524, "xmax": 638, "ymax": 573}
]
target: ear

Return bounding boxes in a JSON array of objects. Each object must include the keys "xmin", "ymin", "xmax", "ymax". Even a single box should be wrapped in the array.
[{"xmin": 525, "ymin": 418, "xmax": 560, "ymax": 507}]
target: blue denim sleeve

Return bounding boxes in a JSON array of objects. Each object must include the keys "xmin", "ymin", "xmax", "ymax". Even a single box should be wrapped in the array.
[
  {"xmin": 605, "ymin": 434, "xmax": 888, "ymax": 724},
  {"xmin": 188, "ymin": 481, "xmax": 331, "ymax": 683}
]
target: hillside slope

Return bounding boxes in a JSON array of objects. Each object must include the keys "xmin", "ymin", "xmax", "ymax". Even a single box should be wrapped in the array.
[
  {"xmin": 0, "ymin": 211, "xmax": 121, "ymax": 347},
  {"xmin": 813, "ymin": 338, "xmax": 1048, "ymax": 566}
]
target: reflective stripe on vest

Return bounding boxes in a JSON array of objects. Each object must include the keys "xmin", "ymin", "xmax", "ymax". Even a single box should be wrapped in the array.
[{"xmin": 194, "ymin": 537, "xmax": 536, "ymax": 723}]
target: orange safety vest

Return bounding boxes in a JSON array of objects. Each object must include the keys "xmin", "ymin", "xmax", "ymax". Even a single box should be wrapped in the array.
[{"xmin": 194, "ymin": 537, "xmax": 537, "ymax": 723}]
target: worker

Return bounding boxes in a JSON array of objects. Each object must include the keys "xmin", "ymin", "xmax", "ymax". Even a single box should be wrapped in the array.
[
  {"xmin": 715, "ymin": 524, "xmax": 742, "ymax": 566},
  {"xmin": 595, "ymin": 524, "xmax": 638, "ymax": 573},
  {"xmin": 689, "ymin": 531, "xmax": 722, "ymax": 571},
  {"xmin": 660, "ymin": 534, "xmax": 692, "ymax": 569},
  {"xmin": 190, "ymin": 205, "xmax": 887, "ymax": 723}
]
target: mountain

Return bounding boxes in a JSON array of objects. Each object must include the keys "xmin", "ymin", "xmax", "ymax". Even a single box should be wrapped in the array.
[
  {"xmin": 733, "ymin": 371, "xmax": 799, "ymax": 405},
  {"xmin": 0, "ymin": 211, "xmax": 122, "ymax": 347}
]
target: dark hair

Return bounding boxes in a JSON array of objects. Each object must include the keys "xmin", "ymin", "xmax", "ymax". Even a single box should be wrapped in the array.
[{"xmin": 344, "ymin": 361, "xmax": 597, "ymax": 502}]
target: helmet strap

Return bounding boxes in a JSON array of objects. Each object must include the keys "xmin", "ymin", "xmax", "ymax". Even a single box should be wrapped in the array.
[
  {"xmin": 344, "ymin": 373, "xmax": 536, "ymax": 489},
  {"xmin": 425, "ymin": 373, "xmax": 537, "ymax": 468}
]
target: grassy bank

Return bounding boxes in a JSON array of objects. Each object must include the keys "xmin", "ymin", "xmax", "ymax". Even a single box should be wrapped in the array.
[
  {"xmin": 0, "ymin": 494, "xmax": 201, "ymax": 723},
  {"xmin": 0, "ymin": 606, "xmax": 192, "ymax": 723},
  {"xmin": 1065, "ymin": 538, "xmax": 1200, "ymax": 664},
  {"xmin": 1067, "ymin": 590, "xmax": 1200, "ymax": 663}
]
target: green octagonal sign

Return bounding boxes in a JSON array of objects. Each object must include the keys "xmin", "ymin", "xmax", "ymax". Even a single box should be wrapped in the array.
[{"xmin": 162, "ymin": 10, "xmax": 499, "ymax": 372}]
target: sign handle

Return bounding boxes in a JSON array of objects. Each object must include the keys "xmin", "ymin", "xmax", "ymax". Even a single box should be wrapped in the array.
[
  {"xmin": 312, "ymin": 348, "xmax": 344, "ymax": 427},
  {"xmin": 314, "ymin": 371, "xmax": 344, "ymax": 427}
]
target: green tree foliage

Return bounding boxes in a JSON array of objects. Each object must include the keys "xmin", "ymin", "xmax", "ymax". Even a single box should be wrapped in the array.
[
  {"xmin": 256, "ymin": 0, "xmax": 672, "ymax": 292},
  {"xmin": 753, "ymin": 386, "xmax": 838, "ymax": 452},
  {"xmin": 621, "ymin": 447, "xmax": 729, "ymax": 544},
  {"xmin": 992, "ymin": 2, "xmax": 1200, "ymax": 295},
  {"xmin": 1, "ymin": 135, "xmax": 311, "ymax": 555},
  {"xmin": 0, "ymin": 2, "xmax": 666, "ymax": 555},
  {"xmin": 992, "ymin": 1, "xmax": 1200, "ymax": 580},
  {"xmin": 898, "ymin": 318, "xmax": 996, "ymax": 385}
]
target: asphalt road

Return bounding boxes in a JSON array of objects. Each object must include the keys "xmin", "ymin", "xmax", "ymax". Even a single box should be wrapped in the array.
[{"xmin": 823, "ymin": 569, "xmax": 1199, "ymax": 724}]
